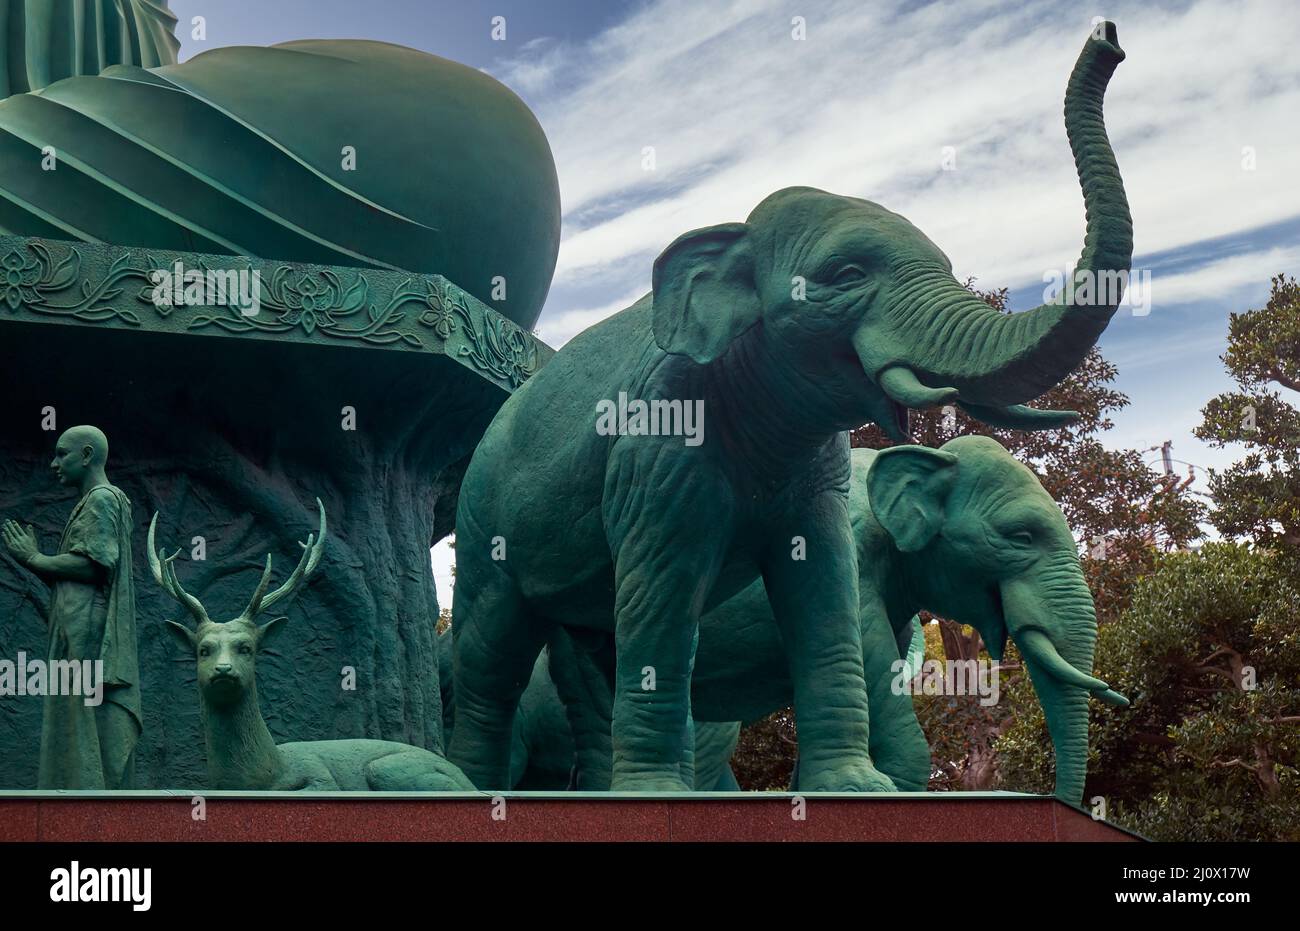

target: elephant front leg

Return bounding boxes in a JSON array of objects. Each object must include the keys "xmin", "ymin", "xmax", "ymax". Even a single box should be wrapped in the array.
[
  {"xmin": 448, "ymin": 557, "xmax": 550, "ymax": 790},
  {"xmin": 763, "ymin": 493, "xmax": 895, "ymax": 792},
  {"xmin": 609, "ymin": 551, "xmax": 723, "ymax": 790},
  {"xmin": 603, "ymin": 448, "xmax": 732, "ymax": 791}
]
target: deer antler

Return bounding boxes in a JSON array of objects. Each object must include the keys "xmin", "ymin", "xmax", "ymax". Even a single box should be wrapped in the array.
[
  {"xmin": 147, "ymin": 513, "xmax": 211, "ymax": 626},
  {"xmin": 237, "ymin": 498, "xmax": 327, "ymax": 622}
]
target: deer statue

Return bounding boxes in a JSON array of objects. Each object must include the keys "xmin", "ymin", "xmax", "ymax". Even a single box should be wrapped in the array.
[{"xmin": 152, "ymin": 499, "xmax": 473, "ymax": 791}]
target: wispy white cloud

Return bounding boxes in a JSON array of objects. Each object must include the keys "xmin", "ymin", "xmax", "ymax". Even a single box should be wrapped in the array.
[
  {"xmin": 535, "ymin": 287, "xmax": 647, "ymax": 346},
  {"xmin": 495, "ymin": 35, "xmax": 570, "ymax": 96},
  {"xmin": 489, "ymin": 0, "xmax": 1300, "ymax": 338},
  {"xmin": 1151, "ymin": 244, "xmax": 1300, "ymax": 307}
]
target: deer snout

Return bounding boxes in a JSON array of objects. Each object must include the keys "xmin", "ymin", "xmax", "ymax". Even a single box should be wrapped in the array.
[{"xmin": 213, "ymin": 663, "xmax": 234, "ymax": 676}]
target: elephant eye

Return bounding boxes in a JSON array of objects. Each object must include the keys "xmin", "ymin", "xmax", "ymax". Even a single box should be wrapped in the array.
[
  {"xmin": 1009, "ymin": 530, "xmax": 1034, "ymax": 547},
  {"xmin": 830, "ymin": 265, "xmax": 867, "ymax": 287}
]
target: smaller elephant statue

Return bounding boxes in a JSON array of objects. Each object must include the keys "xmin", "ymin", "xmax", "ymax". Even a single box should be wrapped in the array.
[
  {"xmin": 548, "ymin": 437, "xmax": 1126, "ymax": 802},
  {"xmin": 155, "ymin": 500, "xmax": 473, "ymax": 791}
]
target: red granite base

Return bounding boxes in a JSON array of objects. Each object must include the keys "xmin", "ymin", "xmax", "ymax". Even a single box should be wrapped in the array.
[{"xmin": 0, "ymin": 794, "xmax": 1139, "ymax": 842}]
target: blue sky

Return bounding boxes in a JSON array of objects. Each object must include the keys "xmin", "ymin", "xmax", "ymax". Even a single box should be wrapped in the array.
[{"xmin": 168, "ymin": 0, "xmax": 1300, "ymax": 602}]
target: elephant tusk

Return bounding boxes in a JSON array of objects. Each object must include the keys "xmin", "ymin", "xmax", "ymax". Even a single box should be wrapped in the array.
[
  {"xmin": 878, "ymin": 366, "xmax": 959, "ymax": 409},
  {"xmin": 957, "ymin": 401, "xmax": 1081, "ymax": 431},
  {"xmin": 1096, "ymin": 688, "xmax": 1130, "ymax": 707},
  {"xmin": 902, "ymin": 616, "xmax": 926, "ymax": 680},
  {"xmin": 1017, "ymin": 628, "xmax": 1115, "ymax": 695}
]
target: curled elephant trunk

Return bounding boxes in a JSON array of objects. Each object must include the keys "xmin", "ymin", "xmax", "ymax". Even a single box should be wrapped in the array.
[
  {"xmin": 1002, "ymin": 560, "xmax": 1124, "ymax": 803},
  {"xmin": 860, "ymin": 24, "xmax": 1132, "ymax": 412}
]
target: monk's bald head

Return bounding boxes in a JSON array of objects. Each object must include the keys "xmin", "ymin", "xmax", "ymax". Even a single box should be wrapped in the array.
[
  {"xmin": 52, "ymin": 425, "xmax": 109, "ymax": 488},
  {"xmin": 58, "ymin": 426, "xmax": 108, "ymax": 464}
]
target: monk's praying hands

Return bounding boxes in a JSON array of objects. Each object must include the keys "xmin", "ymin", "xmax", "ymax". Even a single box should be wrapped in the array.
[{"xmin": 2, "ymin": 519, "xmax": 38, "ymax": 565}]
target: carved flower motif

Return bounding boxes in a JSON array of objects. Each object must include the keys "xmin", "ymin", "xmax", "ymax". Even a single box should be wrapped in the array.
[
  {"xmin": 463, "ymin": 312, "xmax": 538, "ymax": 388},
  {"xmin": 0, "ymin": 249, "xmax": 43, "ymax": 310},
  {"xmin": 417, "ymin": 284, "xmax": 460, "ymax": 340},
  {"xmin": 423, "ymin": 305, "xmax": 456, "ymax": 339},
  {"xmin": 266, "ymin": 270, "xmax": 366, "ymax": 334}
]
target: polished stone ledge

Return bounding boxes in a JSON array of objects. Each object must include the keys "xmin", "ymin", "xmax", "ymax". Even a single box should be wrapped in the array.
[{"xmin": 0, "ymin": 791, "xmax": 1142, "ymax": 842}]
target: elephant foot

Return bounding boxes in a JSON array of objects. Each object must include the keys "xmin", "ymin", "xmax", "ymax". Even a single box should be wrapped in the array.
[
  {"xmin": 799, "ymin": 761, "xmax": 898, "ymax": 793},
  {"xmin": 610, "ymin": 771, "xmax": 692, "ymax": 792},
  {"xmin": 452, "ymin": 761, "xmax": 510, "ymax": 792}
]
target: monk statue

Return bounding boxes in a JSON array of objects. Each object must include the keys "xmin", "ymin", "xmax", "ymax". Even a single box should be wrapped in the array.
[
  {"xmin": 0, "ymin": 0, "xmax": 560, "ymax": 330},
  {"xmin": 2, "ymin": 426, "xmax": 141, "ymax": 788},
  {"xmin": 0, "ymin": 3, "xmax": 562, "ymax": 787}
]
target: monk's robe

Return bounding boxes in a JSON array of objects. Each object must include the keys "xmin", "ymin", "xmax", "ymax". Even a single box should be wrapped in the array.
[
  {"xmin": 0, "ymin": 13, "xmax": 561, "ymax": 328},
  {"xmin": 39, "ymin": 483, "xmax": 141, "ymax": 789}
]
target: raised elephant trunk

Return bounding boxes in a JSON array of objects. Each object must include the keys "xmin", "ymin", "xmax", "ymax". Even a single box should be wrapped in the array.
[
  {"xmin": 862, "ymin": 23, "xmax": 1132, "ymax": 415},
  {"xmin": 1001, "ymin": 559, "xmax": 1121, "ymax": 803}
]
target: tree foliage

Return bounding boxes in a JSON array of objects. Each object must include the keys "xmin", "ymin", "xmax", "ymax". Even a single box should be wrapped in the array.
[
  {"xmin": 731, "ymin": 709, "xmax": 798, "ymax": 790},
  {"xmin": 1195, "ymin": 274, "xmax": 1300, "ymax": 555},
  {"xmin": 999, "ymin": 273, "xmax": 1300, "ymax": 839},
  {"xmin": 999, "ymin": 543, "xmax": 1300, "ymax": 840}
]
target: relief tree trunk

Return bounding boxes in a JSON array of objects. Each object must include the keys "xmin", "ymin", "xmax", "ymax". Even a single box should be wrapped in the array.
[{"xmin": 0, "ymin": 241, "xmax": 545, "ymax": 789}]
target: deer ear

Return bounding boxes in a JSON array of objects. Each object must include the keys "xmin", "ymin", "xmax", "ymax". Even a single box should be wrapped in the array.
[
  {"xmin": 164, "ymin": 620, "xmax": 197, "ymax": 654},
  {"xmin": 651, "ymin": 222, "xmax": 760, "ymax": 364},
  {"xmin": 256, "ymin": 615, "xmax": 289, "ymax": 650}
]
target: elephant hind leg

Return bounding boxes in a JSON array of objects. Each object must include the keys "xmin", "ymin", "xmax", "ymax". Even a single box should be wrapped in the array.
[
  {"xmin": 447, "ymin": 563, "xmax": 550, "ymax": 791},
  {"xmin": 548, "ymin": 627, "xmax": 616, "ymax": 790}
]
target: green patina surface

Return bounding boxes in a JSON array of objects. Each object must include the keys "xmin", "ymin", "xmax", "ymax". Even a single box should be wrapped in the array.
[
  {"xmin": 447, "ymin": 25, "xmax": 1133, "ymax": 802},
  {"xmin": 0, "ymin": 1, "xmax": 562, "ymax": 793},
  {"xmin": 0, "ymin": 235, "xmax": 552, "ymax": 393},
  {"xmin": 0, "ymin": 6, "xmax": 561, "ymax": 330},
  {"xmin": 0, "ymin": 234, "xmax": 552, "ymax": 790},
  {"xmin": 0, "ymin": 7, "xmax": 1139, "ymax": 804}
]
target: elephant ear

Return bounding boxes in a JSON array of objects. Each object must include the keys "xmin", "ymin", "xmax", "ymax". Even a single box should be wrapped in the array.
[
  {"xmin": 651, "ymin": 222, "xmax": 760, "ymax": 364},
  {"xmin": 866, "ymin": 446, "xmax": 959, "ymax": 553}
]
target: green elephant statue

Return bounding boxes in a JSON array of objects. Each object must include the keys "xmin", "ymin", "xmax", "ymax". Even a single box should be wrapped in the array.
[
  {"xmin": 532, "ymin": 616, "xmax": 924, "ymax": 793},
  {"xmin": 543, "ymin": 438, "xmax": 1125, "ymax": 802},
  {"xmin": 438, "ymin": 631, "xmax": 742, "ymax": 790},
  {"xmin": 448, "ymin": 24, "xmax": 1133, "ymax": 792}
]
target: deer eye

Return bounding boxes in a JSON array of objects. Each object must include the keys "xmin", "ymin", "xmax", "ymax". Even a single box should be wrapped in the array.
[
  {"xmin": 238, "ymin": 644, "xmax": 253, "ymax": 655},
  {"xmin": 198, "ymin": 647, "xmax": 210, "ymax": 657}
]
